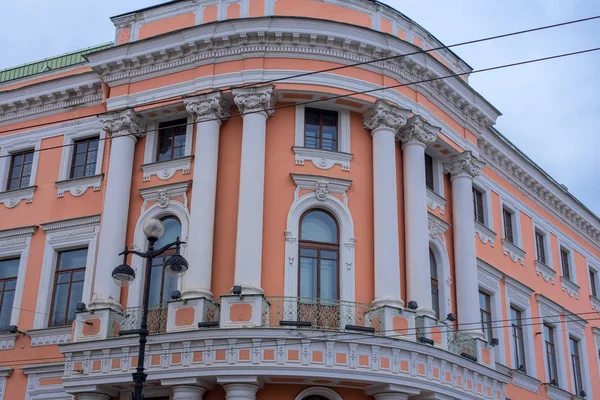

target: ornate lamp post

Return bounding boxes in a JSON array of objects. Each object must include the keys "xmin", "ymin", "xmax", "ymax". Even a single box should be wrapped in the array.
[{"xmin": 111, "ymin": 218, "xmax": 189, "ymax": 400}]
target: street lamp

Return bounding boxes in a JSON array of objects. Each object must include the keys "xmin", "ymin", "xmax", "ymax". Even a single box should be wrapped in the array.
[{"xmin": 111, "ymin": 218, "xmax": 189, "ymax": 400}]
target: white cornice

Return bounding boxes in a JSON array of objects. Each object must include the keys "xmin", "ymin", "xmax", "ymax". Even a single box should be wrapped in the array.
[
  {"xmin": 479, "ymin": 131, "xmax": 600, "ymax": 249},
  {"xmin": 41, "ymin": 215, "xmax": 101, "ymax": 232},
  {"xmin": 291, "ymin": 173, "xmax": 352, "ymax": 195},
  {"xmin": 86, "ymin": 17, "xmax": 499, "ymax": 131},
  {"xmin": 0, "ymin": 225, "xmax": 37, "ymax": 239},
  {"xmin": 0, "ymin": 73, "xmax": 102, "ymax": 125}
]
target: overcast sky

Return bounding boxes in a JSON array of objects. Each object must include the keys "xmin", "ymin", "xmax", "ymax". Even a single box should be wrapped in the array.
[{"xmin": 1, "ymin": 0, "xmax": 599, "ymax": 215}]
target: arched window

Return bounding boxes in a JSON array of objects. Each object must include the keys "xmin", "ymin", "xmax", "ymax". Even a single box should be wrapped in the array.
[
  {"xmin": 430, "ymin": 248, "xmax": 440, "ymax": 319},
  {"xmin": 147, "ymin": 217, "xmax": 182, "ymax": 307},
  {"xmin": 299, "ymin": 210, "xmax": 339, "ymax": 301}
]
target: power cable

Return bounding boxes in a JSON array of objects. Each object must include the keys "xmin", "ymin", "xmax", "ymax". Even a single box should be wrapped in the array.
[
  {"xmin": 1, "ymin": 13, "xmax": 599, "ymax": 137},
  {"xmin": 1, "ymin": 45, "xmax": 599, "ymax": 159}
]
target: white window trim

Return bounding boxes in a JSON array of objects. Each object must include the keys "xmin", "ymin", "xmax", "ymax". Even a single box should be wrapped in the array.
[
  {"xmin": 33, "ymin": 216, "xmax": 100, "ymax": 329},
  {"xmin": 128, "ymin": 181, "xmax": 191, "ymax": 308},
  {"xmin": 294, "ymin": 387, "xmax": 343, "ymax": 400},
  {"xmin": 532, "ymin": 221, "xmax": 555, "ymax": 284},
  {"xmin": 0, "ymin": 226, "xmax": 36, "ymax": 331},
  {"xmin": 500, "ymin": 198, "xmax": 525, "ymax": 265},
  {"xmin": 477, "ymin": 259, "xmax": 506, "ymax": 364},
  {"xmin": 558, "ymin": 241, "xmax": 579, "ymax": 299},
  {"xmin": 142, "ymin": 116, "xmax": 194, "ymax": 181},
  {"xmin": 0, "ymin": 137, "xmax": 41, "ymax": 208},
  {"xmin": 536, "ymin": 294, "xmax": 568, "ymax": 390},
  {"xmin": 565, "ymin": 312, "xmax": 592, "ymax": 398},
  {"xmin": 428, "ymin": 213, "xmax": 451, "ymax": 320},
  {"xmin": 0, "ymin": 367, "xmax": 11, "ymax": 400},
  {"xmin": 56, "ymin": 127, "xmax": 105, "ymax": 198},
  {"xmin": 472, "ymin": 179, "xmax": 496, "ymax": 249},
  {"xmin": 592, "ymin": 327, "xmax": 600, "ymax": 384},
  {"xmin": 293, "ymin": 104, "xmax": 353, "ymax": 171},
  {"xmin": 425, "ymin": 152, "xmax": 446, "ymax": 214},
  {"xmin": 589, "ymin": 264, "xmax": 600, "ymax": 312},
  {"xmin": 285, "ymin": 174, "xmax": 355, "ymax": 303},
  {"xmin": 504, "ymin": 276, "xmax": 536, "ymax": 378}
]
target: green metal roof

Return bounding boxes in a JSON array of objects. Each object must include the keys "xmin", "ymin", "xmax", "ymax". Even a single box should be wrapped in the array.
[{"xmin": 0, "ymin": 42, "xmax": 113, "ymax": 84}]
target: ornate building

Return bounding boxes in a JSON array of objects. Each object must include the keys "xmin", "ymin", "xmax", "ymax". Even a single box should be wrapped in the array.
[{"xmin": 0, "ymin": 0, "xmax": 598, "ymax": 399}]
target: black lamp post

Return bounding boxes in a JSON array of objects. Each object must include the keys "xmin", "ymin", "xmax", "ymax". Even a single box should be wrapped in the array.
[{"xmin": 111, "ymin": 218, "xmax": 189, "ymax": 400}]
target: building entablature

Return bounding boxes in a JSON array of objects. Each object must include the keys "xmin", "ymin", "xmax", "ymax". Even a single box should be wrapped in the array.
[
  {"xmin": 60, "ymin": 327, "xmax": 509, "ymax": 400},
  {"xmin": 478, "ymin": 128, "xmax": 600, "ymax": 250},
  {"xmin": 0, "ymin": 72, "xmax": 102, "ymax": 125},
  {"xmin": 85, "ymin": 16, "xmax": 499, "ymax": 133}
]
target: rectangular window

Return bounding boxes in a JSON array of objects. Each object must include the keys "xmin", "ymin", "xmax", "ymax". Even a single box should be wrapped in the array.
[
  {"xmin": 570, "ymin": 337, "xmax": 584, "ymax": 395},
  {"xmin": 503, "ymin": 208, "xmax": 514, "ymax": 244},
  {"xmin": 70, "ymin": 137, "xmax": 99, "ymax": 179},
  {"xmin": 7, "ymin": 150, "xmax": 34, "ymax": 190},
  {"xmin": 560, "ymin": 248, "xmax": 571, "ymax": 281},
  {"xmin": 479, "ymin": 291, "xmax": 493, "ymax": 343},
  {"xmin": 304, "ymin": 108, "xmax": 338, "ymax": 151},
  {"xmin": 473, "ymin": 187, "xmax": 485, "ymax": 224},
  {"xmin": 511, "ymin": 306, "xmax": 526, "ymax": 372},
  {"xmin": 590, "ymin": 269, "xmax": 598, "ymax": 298},
  {"xmin": 0, "ymin": 258, "xmax": 19, "ymax": 330},
  {"xmin": 544, "ymin": 324, "xmax": 559, "ymax": 386},
  {"xmin": 430, "ymin": 250, "xmax": 439, "ymax": 319},
  {"xmin": 425, "ymin": 153, "xmax": 434, "ymax": 191},
  {"xmin": 535, "ymin": 230, "xmax": 547, "ymax": 264},
  {"xmin": 157, "ymin": 119, "xmax": 187, "ymax": 162},
  {"xmin": 49, "ymin": 248, "xmax": 87, "ymax": 327}
]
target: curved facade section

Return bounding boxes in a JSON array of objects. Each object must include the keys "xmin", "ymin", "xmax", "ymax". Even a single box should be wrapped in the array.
[{"xmin": 0, "ymin": 1, "xmax": 598, "ymax": 400}]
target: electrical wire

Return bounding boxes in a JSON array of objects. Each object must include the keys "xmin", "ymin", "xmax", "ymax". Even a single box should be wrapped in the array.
[
  {"xmin": 1, "ymin": 12, "xmax": 599, "ymax": 137},
  {"xmin": 1, "ymin": 45, "xmax": 600, "ymax": 159}
]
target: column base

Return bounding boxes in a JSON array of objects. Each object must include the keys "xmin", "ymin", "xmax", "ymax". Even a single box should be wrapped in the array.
[
  {"xmin": 415, "ymin": 306, "xmax": 436, "ymax": 319},
  {"xmin": 372, "ymin": 297, "xmax": 404, "ymax": 309},
  {"xmin": 182, "ymin": 287, "xmax": 213, "ymax": 300},
  {"xmin": 171, "ymin": 385, "xmax": 207, "ymax": 400},
  {"xmin": 234, "ymin": 284, "xmax": 264, "ymax": 295},
  {"xmin": 88, "ymin": 297, "xmax": 122, "ymax": 313}
]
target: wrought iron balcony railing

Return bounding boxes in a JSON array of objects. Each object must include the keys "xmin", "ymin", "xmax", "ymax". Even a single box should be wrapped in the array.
[
  {"xmin": 263, "ymin": 296, "xmax": 384, "ymax": 332},
  {"xmin": 109, "ymin": 305, "xmax": 169, "ymax": 337}
]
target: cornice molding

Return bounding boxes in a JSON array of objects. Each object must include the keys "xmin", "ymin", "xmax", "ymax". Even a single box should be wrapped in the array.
[
  {"xmin": 564, "ymin": 311, "xmax": 586, "ymax": 339},
  {"xmin": 428, "ymin": 212, "xmax": 449, "ymax": 245},
  {"xmin": 41, "ymin": 215, "xmax": 101, "ymax": 232},
  {"xmin": 86, "ymin": 17, "xmax": 498, "ymax": 131},
  {"xmin": 0, "ymin": 225, "xmax": 37, "ymax": 239},
  {"xmin": 536, "ymin": 294, "xmax": 563, "ymax": 325},
  {"xmin": 139, "ymin": 180, "xmax": 192, "ymax": 210},
  {"xmin": 479, "ymin": 132, "xmax": 600, "ymax": 248},
  {"xmin": 290, "ymin": 173, "xmax": 352, "ymax": 196},
  {"xmin": 0, "ymin": 73, "xmax": 102, "ymax": 124},
  {"xmin": 510, "ymin": 369, "xmax": 540, "ymax": 393},
  {"xmin": 504, "ymin": 276, "xmax": 533, "ymax": 310},
  {"xmin": 28, "ymin": 326, "xmax": 72, "ymax": 347},
  {"xmin": 474, "ymin": 220, "xmax": 496, "ymax": 247}
]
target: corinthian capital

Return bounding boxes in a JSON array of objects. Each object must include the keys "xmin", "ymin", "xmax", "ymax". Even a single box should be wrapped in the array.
[
  {"xmin": 443, "ymin": 150, "xmax": 485, "ymax": 179},
  {"xmin": 397, "ymin": 114, "xmax": 439, "ymax": 147},
  {"xmin": 185, "ymin": 92, "xmax": 230, "ymax": 123},
  {"xmin": 363, "ymin": 99, "xmax": 411, "ymax": 132},
  {"xmin": 99, "ymin": 109, "xmax": 146, "ymax": 137},
  {"xmin": 232, "ymin": 84, "xmax": 275, "ymax": 117}
]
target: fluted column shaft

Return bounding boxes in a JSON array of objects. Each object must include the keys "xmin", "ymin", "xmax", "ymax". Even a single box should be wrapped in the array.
[
  {"xmin": 398, "ymin": 115, "xmax": 439, "ymax": 317},
  {"xmin": 171, "ymin": 385, "xmax": 206, "ymax": 400},
  {"xmin": 444, "ymin": 151, "xmax": 485, "ymax": 337},
  {"xmin": 182, "ymin": 93, "xmax": 230, "ymax": 299},
  {"xmin": 232, "ymin": 85, "xmax": 275, "ymax": 294},
  {"xmin": 363, "ymin": 100, "xmax": 410, "ymax": 307},
  {"xmin": 91, "ymin": 110, "xmax": 145, "ymax": 310}
]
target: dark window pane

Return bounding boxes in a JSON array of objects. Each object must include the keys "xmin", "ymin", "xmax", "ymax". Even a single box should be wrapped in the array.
[
  {"xmin": 0, "ymin": 259, "xmax": 19, "ymax": 279},
  {"xmin": 301, "ymin": 210, "xmax": 338, "ymax": 243},
  {"xmin": 320, "ymin": 259, "xmax": 337, "ymax": 300},
  {"xmin": 12, "ymin": 154, "xmax": 23, "ymax": 167},
  {"xmin": 305, "ymin": 137, "xmax": 318, "ymax": 149},
  {"xmin": 24, "ymin": 152, "xmax": 34, "ymax": 163},
  {"xmin": 305, "ymin": 125, "xmax": 320, "ymax": 137},
  {"xmin": 59, "ymin": 249, "xmax": 88, "ymax": 271},
  {"xmin": 67, "ymin": 281, "xmax": 84, "ymax": 324},
  {"xmin": 72, "ymin": 166, "xmax": 85, "ymax": 178},
  {"xmin": 320, "ymin": 250, "xmax": 338, "ymax": 260},
  {"xmin": 299, "ymin": 257, "xmax": 317, "ymax": 298},
  {"xmin": 304, "ymin": 108, "xmax": 339, "ymax": 151},
  {"xmin": 50, "ymin": 284, "xmax": 69, "ymax": 326},
  {"xmin": 0, "ymin": 290, "xmax": 15, "ymax": 330},
  {"xmin": 425, "ymin": 153, "xmax": 434, "ymax": 190},
  {"xmin": 321, "ymin": 139, "xmax": 336, "ymax": 151},
  {"xmin": 503, "ymin": 209, "xmax": 514, "ymax": 244},
  {"xmin": 321, "ymin": 126, "xmax": 337, "ymax": 140},
  {"xmin": 300, "ymin": 248, "xmax": 318, "ymax": 258}
]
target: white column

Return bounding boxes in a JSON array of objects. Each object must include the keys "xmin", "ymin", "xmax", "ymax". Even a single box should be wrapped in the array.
[
  {"xmin": 222, "ymin": 383, "xmax": 259, "ymax": 400},
  {"xmin": 444, "ymin": 151, "xmax": 485, "ymax": 337},
  {"xmin": 363, "ymin": 100, "xmax": 411, "ymax": 308},
  {"xmin": 182, "ymin": 92, "xmax": 230, "ymax": 299},
  {"xmin": 172, "ymin": 385, "xmax": 206, "ymax": 400},
  {"xmin": 91, "ymin": 110, "xmax": 145, "ymax": 310},
  {"xmin": 397, "ymin": 115, "xmax": 439, "ymax": 317},
  {"xmin": 231, "ymin": 85, "xmax": 275, "ymax": 294},
  {"xmin": 75, "ymin": 394, "xmax": 110, "ymax": 400}
]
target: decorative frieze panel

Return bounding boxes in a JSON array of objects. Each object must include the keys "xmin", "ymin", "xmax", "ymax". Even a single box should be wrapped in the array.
[
  {"xmin": 510, "ymin": 369, "xmax": 540, "ymax": 393},
  {"xmin": 56, "ymin": 174, "xmax": 103, "ymax": 198},
  {"xmin": 28, "ymin": 326, "xmax": 72, "ymax": 347},
  {"xmin": 139, "ymin": 180, "xmax": 191, "ymax": 212}
]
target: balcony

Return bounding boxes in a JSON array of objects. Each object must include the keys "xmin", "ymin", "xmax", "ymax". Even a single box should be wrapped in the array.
[{"xmin": 64, "ymin": 296, "xmax": 507, "ymax": 399}]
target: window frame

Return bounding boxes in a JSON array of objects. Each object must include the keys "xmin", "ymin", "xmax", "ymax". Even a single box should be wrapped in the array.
[
  {"xmin": 34, "ymin": 216, "xmax": 99, "ymax": 329},
  {"xmin": 303, "ymin": 108, "xmax": 339, "ymax": 152},
  {"xmin": 590, "ymin": 267, "xmax": 598, "ymax": 298},
  {"xmin": 534, "ymin": 228, "xmax": 549, "ymax": 266},
  {"xmin": 479, "ymin": 290, "xmax": 493, "ymax": 343},
  {"xmin": 58, "ymin": 128, "xmax": 105, "ymax": 182},
  {"xmin": 156, "ymin": 118, "xmax": 189, "ymax": 162},
  {"xmin": 558, "ymin": 245, "xmax": 577, "ymax": 283},
  {"xmin": 510, "ymin": 306, "xmax": 527, "ymax": 372},
  {"xmin": 505, "ymin": 277, "xmax": 536, "ymax": 377},
  {"xmin": 143, "ymin": 115, "xmax": 194, "ymax": 163},
  {"xmin": 430, "ymin": 248, "xmax": 440, "ymax": 320},
  {"xmin": 424, "ymin": 149, "xmax": 445, "ymax": 198},
  {"xmin": 543, "ymin": 324, "xmax": 559, "ymax": 386},
  {"xmin": 6, "ymin": 150, "xmax": 35, "ymax": 191},
  {"xmin": 477, "ymin": 259, "xmax": 506, "ymax": 364},
  {"xmin": 0, "ymin": 258, "xmax": 18, "ymax": 330},
  {"xmin": 0, "ymin": 136, "xmax": 41, "ymax": 200},
  {"xmin": 537, "ymin": 294, "xmax": 569, "ymax": 390},
  {"xmin": 569, "ymin": 336, "xmax": 584, "ymax": 396},
  {"xmin": 298, "ymin": 209, "xmax": 340, "ymax": 301},
  {"xmin": 499, "ymin": 199, "xmax": 522, "ymax": 248},
  {"xmin": 503, "ymin": 208, "xmax": 514, "ymax": 244},
  {"xmin": 473, "ymin": 186, "xmax": 485, "ymax": 225},
  {"xmin": 69, "ymin": 136, "xmax": 100, "ymax": 179},
  {"xmin": 48, "ymin": 249, "xmax": 87, "ymax": 327}
]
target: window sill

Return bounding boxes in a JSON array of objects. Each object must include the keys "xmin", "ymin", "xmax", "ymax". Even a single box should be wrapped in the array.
[
  {"xmin": 28, "ymin": 326, "xmax": 72, "ymax": 347},
  {"xmin": 55, "ymin": 174, "xmax": 103, "ymax": 198},
  {"xmin": 591, "ymin": 295, "xmax": 600, "ymax": 312},
  {"xmin": 0, "ymin": 332, "xmax": 17, "ymax": 350},
  {"xmin": 293, "ymin": 146, "xmax": 353, "ymax": 171},
  {"xmin": 561, "ymin": 277, "xmax": 580, "ymax": 299},
  {"xmin": 426, "ymin": 188, "xmax": 446, "ymax": 214},
  {"xmin": 502, "ymin": 239, "xmax": 525, "ymax": 265},
  {"xmin": 141, "ymin": 155, "xmax": 193, "ymax": 182},
  {"xmin": 474, "ymin": 220, "xmax": 496, "ymax": 247},
  {"xmin": 0, "ymin": 185, "xmax": 36, "ymax": 209},
  {"xmin": 535, "ymin": 260, "xmax": 556, "ymax": 284},
  {"xmin": 542, "ymin": 383, "xmax": 571, "ymax": 400},
  {"xmin": 510, "ymin": 368, "xmax": 541, "ymax": 393}
]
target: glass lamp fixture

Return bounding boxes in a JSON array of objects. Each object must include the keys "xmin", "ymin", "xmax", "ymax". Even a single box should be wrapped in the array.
[
  {"xmin": 143, "ymin": 218, "xmax": 164, "ymax": 240},
  {"xmin": 165, "ymin": 254, "xmax": 189, "ymax": 278},
  {"xmin": 112, "ymin": 263, "xmax": 136, "ymax": 287}
]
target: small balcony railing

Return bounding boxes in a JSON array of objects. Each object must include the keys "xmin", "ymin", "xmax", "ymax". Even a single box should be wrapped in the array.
[
  {"xmin": 447, "ymin": 328, "xmax": 477, "ymax": 360},
  {"xmin": 263, "ymin": 296, "xmax": 383, "ymax": 332},
  {"xmin": 109, "ymin": 305, "xmax": 169, "ymax": 337}
]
